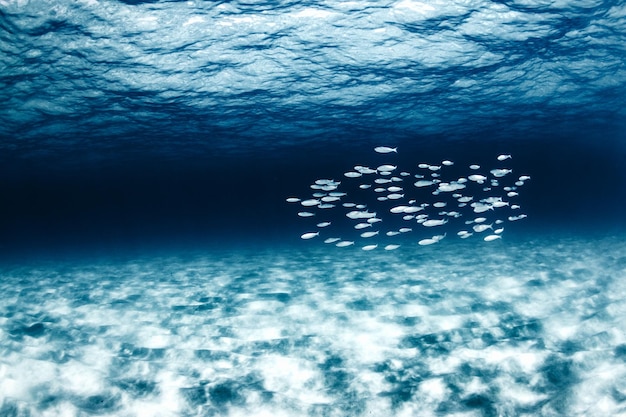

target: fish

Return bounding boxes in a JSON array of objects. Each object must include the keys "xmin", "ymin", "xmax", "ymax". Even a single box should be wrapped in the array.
[
  {"xmin": 390, "ymin": 205, "xmax": 409, "ymax": 214},
  {"xmin": 386, "ymin": 231, "xmax": 401, "ymax": 236},
  {"xmin": 508, "ymin": 214, "xmax": 527, "ymax": 221},
  {"xmin": 497, "ymin": 154, "xmax": 512, "ymax": 161},
  {"xmin": 346, "ymin": 210, "xmax": 377, "ymax": 219},
  {"xmin": 459, "ymin": 232, "xmax": 473, "ymax": 239},
  {"xmin": 428, "ymin": 165, "xmax": 441, "ymax": 171},
  {"xmin": 473, "ymin": 224, "xmax": 492, "ymax": 233},
  {"xmin": 484, "ymin": 234, "xmax": 502, "ymax": 241},
  {"xmin": 286, "ymin": 197, "xmax": 301, "ymax": 203},
  {"xmin": 318, "ymin": 203, "xmax": 335, "ymax": 209},
  {"xmin": 384, "ymin": 244, "xmax": 401, "ymax": 250},
  {"xmin": 374, "ymin": 146, "xmax": 398, "ymax": 153},
  {"xmin": 374, "ymin": 187, "xmax": 386, "ymax": 192},
  {"xmin": 377, "ymin": 164, "xmax": 397, "ymax": 172},
  {"xmin": 490, "ymin": 169, "xmax": 512, "ymax": 178},
  {"xmin": 324, "ymin": 237, "xmax": 341, "ymax": 244},
  {"xmin": 367, "ymin": 217, "xmax": 383, "ymax": 223},
  {"xmin": 418, "ymin": 238, "xmax": 438, "ymax": 246},
  {"xmin": 414, "ymin": 180, "xmax": 435, "ymax": 187},
  {"xmin": 344, "ymin": 171, "xmax": 362, "ymax": 178},
  {"xmin": 399, "ymin": 228, "xmax": 413, "ymax": 233},
  {"xmin": 329, "ymin": 192, "xmax": 347, "ymax": 197},
  {"xmin": 298, "ymin": 212, "xmax": 315, "ymax": 217},
  {"xmin": 422, "ymin": 219, "xmax": 448, "ymax": 227},
  {"xmin": 301, "ymin": 232, "xmax": 319, "ymax": 240},
  {"xmin": 433, "ymin": 202, "xmax": 447, "ymax": 208},
  {"xmin": 360, "ymin": 231, "xmax": 379, "ymax": 238},
  {"xmin": 457, "ymin": 196, "xmax": 473, "ymax": 203},
  {"xmin": 442, "ymin": 160, "xmax": 454, "ymax": 166},
  {"xmin": 336, "ymin": 241, "xmax": 355, "ymax": 247},
  {"xmin": 343, "ymin": 202, "xmax": 356, "ymax": 207},
  {"xmin": 355, "ymin": 222, "xmax": 372, "ymax": 229},
  {"xmin": 359, "ymin": 184, "xmax": 372, "ymax": 189},
  {"xmin": 474, "ymin": 217, "xmax": 487, "ymax": 223},
  {"xmin": 321, "ymin": 196, "xmax": 340, "ymax": 202},
  {"xmin": 519, "ymin": 175, "xmax": 531, "ymax": 181},
  {"xmin": 469, "ymin": 164, "xmax": 480, "ymax": 170},
  {"xmin": 494, "ymin": 227, "xmax": 504, "ymax": 234},
  {"xmin": 362, "ymin": 244, "xmax": 378, "ymax": 251},
  {"xmin": 418, "ymin": 163, "xmax": 430, "ymax": 169},
  {"xmin": 492, "ymin": 201, "xmax": 509, "ymax": 208},
  {"xmin": 403, "ymin": 215, "xmax": 415, "ymax": 220},
  {"xmin": 301, "ymin": 199, "xmax": 320, "ymax": 207},
  {"xmin": 387, "ymin": 193, "xmax": 404, "ymax": 200},
  {"xmin": 377, "ymin": 196, "xmax": 388, "ymax": 201},
  {"xmin": 317, "ymin": 222, "xmax": 331, "ymax": 228},
  {"xmin": 375, "ymin": 178, "xmax": 392, "ymax": 184},
  {"xmin": 507, "ymin": 191, "xmax": 519, "ymax": 197},
  {"xmin": 403, "ymin": 206, "xmax": 423, "ymax": 213},
  {"xmin": 468, "ymin": 174, "xmax": 487, "ymax": 184},
  {"xmin": 387, "ymin": 186, "xmax": 403, "ymax": 192}
]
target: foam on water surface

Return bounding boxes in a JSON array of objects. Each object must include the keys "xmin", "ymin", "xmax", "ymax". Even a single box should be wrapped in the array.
[{"xmin": 1, "ymin": 235, "xmax": 625, "ymax": 416}]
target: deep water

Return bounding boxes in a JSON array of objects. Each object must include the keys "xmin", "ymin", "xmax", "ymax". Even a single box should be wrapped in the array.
[{"xmin": 0, "ymin": 0, "xmax": 625, "ymax": 415}]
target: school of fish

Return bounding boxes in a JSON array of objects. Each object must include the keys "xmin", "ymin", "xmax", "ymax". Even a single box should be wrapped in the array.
[{"xmin": 287, "ymin": 147, "xmax": 529, "ymax": 250}]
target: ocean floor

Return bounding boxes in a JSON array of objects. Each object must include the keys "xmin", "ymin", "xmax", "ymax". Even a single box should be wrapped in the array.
[{"xmin": 1, "ymin": 234, "xmax": 626, "ymax": 416}]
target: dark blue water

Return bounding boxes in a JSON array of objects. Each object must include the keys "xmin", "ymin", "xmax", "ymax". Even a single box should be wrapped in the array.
[{"xmin": 1, "ymin": 1, "xmax": 626, "ymax": 415}]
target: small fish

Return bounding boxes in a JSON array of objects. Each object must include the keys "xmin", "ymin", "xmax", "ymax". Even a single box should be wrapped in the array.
[
  {"xmin": 497, "ymin": 154, "xmax": 512, "ymax": 161},
  {"xmin": 403, "ymin": 215, "xmax": 415, "ymax": 220},
  {"xmin": 384, "ymin": 244, "xmax": 401, "ymax": 250},
  {"xmin": 511, "ymin": 205, "xmax": 521, "ymax": 210},
  {"xmin": 490, "ymin": 169, "xmax": 512, "ymax": 178},
  {"xmin": 324, "ymin": 237, "xmax": 341, "ymax": 244},
  {"xmin": 400, "ymin": 172, "xmax": 411, "ymax": 176},
  {"xmin": 355, "ymin": 222, "xmax": 372, "ymax": 229},
  {"xmin": 494, "ymin": 227, "xmax": 504, "ymax": 234},
  {"xmin": 508, "ymin": 214, "xmax": 527, "ymax": 221},
  {"xmin": 318, "ymin": 203, "xmax": 335, "ymax": 209},
  {"xmin": 515, "ymin": 181, "xmax": 525, "ymax": 186},
  {"xmin": 343, "ymin": 202, "xmax": 356, "ymax": 207},
  {"xmin": 374, "ymin": 146, "xmax": 397, "ymax": 154},
  {"xmin": 301, "ymin": 199, "xmax": 320, "ymax": 207},
  {"xmin": 459, "ymin": 232, "xmax": 473, "ymax": 239},
  {"xmin": 377, "ymin": 196, "xmax": 388, "ymax": 201},
  {"xmin": 414, "ymin": 180, "xmax": 435, "ymax": 187},
  {"xmin": 418, "ymin": 163, "xmax": 430, "ymax": 169},
  {"xmin": 360, "ymin": 231, "xmax": 379, "ymax": 238},
  {"xmin": 298, "ymin": 212, "xmax": 315, "ymax": 217},
  {"xmin": 286, "ymin": 197, "xmax": 301, "ymax": 203},
  {"xmin": 344, "ymin": 171, "xmax": 362, "ymax": 178},
  {"xmin": 418, "ymin": 238, "xmax": 438, "ymax": 246},
  {"xmin": 519, "ymin": 175, "xmax": 531, "ymax": 181},
  {"xmin": 321, "ymin": 196, "xmax": 340, "ymax": 202},
  {"xmin": 399, "ymin": 227, "xmax": 413, "ymax": 233},
  {"xmin": 484, "ymin": 234, "xmax": 502, "ymax": 241},
  {"xmin": 336, "ymin": 241, "xmax": 355, "ymax": 247},
  {"xmin": 301, "ymin": 232, "xmax": 319, "ymax": 240},
  {"xmin": 473, "ymin": 224, "xmax": 492, "ymax": 233},
  {"xmin": 428, "ymin": 165, "xmax": 441, "ymax": 171},
  {"xmin": 495, "ymin": 219, "xmax": 504, "ymax": 224},
  {"xmin": 359, "ymin": 184, "xmax": 372, "ymax": 189},
  {"xmin": 468, "ymin": 174, "xmax": 487, "ymax": 184},
  {"xmin": 457, "ymin": 196, "xmax": 473, "ymax": 203},
  {"xmin": 367, "ymin": 217, "xmax": 383, "ymax": 223},
  {"xmin": 386, "ymin": 231, "xmax": 401, "ymax": 236},
  {"xmin": 317, "ymin": 222, "xmax": 331, "ymax": 228},
  {"xmin": 375, "ymin": 178, "xmax": 392, "ymax": 184},
  {"xmin": 474, "ymin": 217, "xmax": 487, "ymax": 223},
  {"xmin": 390, "ymin": 205, "xmax": 409, "ymax": 214},
  {"xmin": 422, "ymin": 219, "xmax": 448, "ymax": 227},
  {"xmin": 362, "ymin": 244, "xmax": 378, "ymax": 251},
  {"xmin": 457, "ymin": 230, "xmax": 471, "ymax": 236},
  {"xmin": 387, "ymin": 193, "xmax": 404, "ymax": 200},
  {"xmin": 442, "ymin": 160, "xmax": 454, "ymax": 166},
  {"xmin": 469, "ymin": 164, "xmax": 480, "ymax": 170},
  {"xmin": 507, "ymin": 191, "xmax": 519, "ymax": 197},
  {"xmin": 374, "ymin": 187, "xmax": 386, "ymax": 192},
  {"xmin": 329, "ymin": 192, "xmax": 347, "ymax": 197},
  {"xmin": 492, "ymin": 201, "xmax": 509, "ymax": 208},
  {"xmin": 433, "ymin": 202, "xmax": 447, "ymax": 208},
  {"xmin": 403, "ymin": 206, "xmax": 423, "ymax": 213},
  {"xmin": 387, "ymin": 186, "xmax": 403, "ymax": 192},
  {"xmin": 377, "ymin": 164, "xmax": 397, "ymax": 172}
]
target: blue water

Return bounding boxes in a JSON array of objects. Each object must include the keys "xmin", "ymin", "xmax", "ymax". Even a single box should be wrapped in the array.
[{"xmin": 0, "ymin": 0, "xmax": 625, "ymax": 415}]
